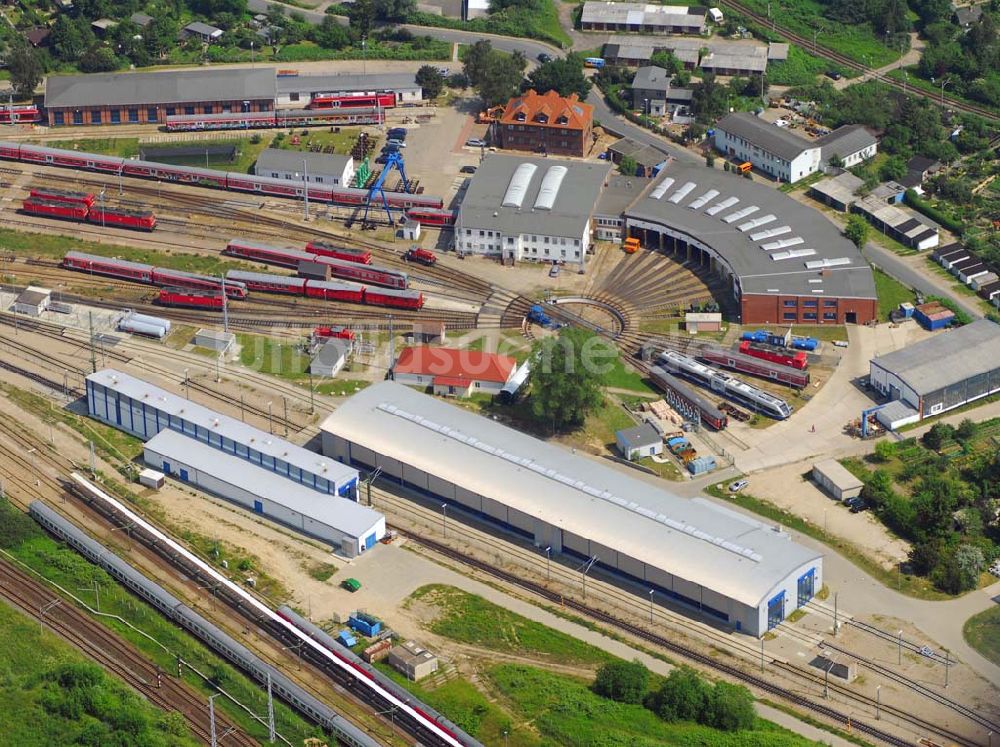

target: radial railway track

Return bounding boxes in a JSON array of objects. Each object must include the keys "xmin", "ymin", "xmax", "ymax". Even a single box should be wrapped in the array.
[{"xmin": 0, "ymin": 556, "xmax": 256, "ymax": 747}]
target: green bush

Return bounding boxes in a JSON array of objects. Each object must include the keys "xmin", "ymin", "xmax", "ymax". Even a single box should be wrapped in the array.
[{"xmin": 593, "ymin": 660, "xmax": 649, "ymax": 704}]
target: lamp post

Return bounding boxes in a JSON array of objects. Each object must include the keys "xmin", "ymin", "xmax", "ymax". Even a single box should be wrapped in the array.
[
  {"xmin": 875, "ymin": 685, "xmax": 881, "ymax": 720},
  {"xmin": 250, "ymin": 41, "xmax": 255, "ymax": 68},
  {"xmin": 648, "ymin": 589, "xmax": 654, "ymax": 623},
  {"xmin": 823, "ymin": 652, "xmax": 838, "ymax": 698},
  {"xmin": 267, "ymin": 400, "xmax": 273, "ymax": 434},
  {"xmin": 441, "ymin": 502, "xmax": 448, "ymax": 538},
  {"xmin": 209, "ymin": 693, "xmax": 220, "ymax": 747},
  {"xmin": 581, "ymin": 555, "xmax": 598, "ymax": 601},
  {"xmin": 544, "ymin": 545, "xmax": 551, "ymax": 581},
  {"xmin": 897, "ymin": 629, "xmax": 903, "ymax": 666}
]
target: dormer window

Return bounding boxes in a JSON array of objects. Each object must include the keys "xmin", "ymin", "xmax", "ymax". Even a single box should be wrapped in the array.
[
  {"xmin": 556, "ymin": 115, "xmax": 568, "ymax": 125},
  {"xmin": 515, "ymin": 111, "xmax": 526, "ymax": 121},
  {"xmin": 534, "ymin": 113, "xmax": 548, "ymax": 123}
]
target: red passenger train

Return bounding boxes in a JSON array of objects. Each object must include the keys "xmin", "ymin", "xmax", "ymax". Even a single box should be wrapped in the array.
[
  {"xmin": 404, "ymin": 208, "xmax": 456, "ymax": 227},
  {"xmin": 224, "ymin": 239, "xmax": 409, "ymax": 289},
  {"xmin": 156, "ymin": 289, "xmax": 226, "ymax": 310},
  {"xmin": 738, "ymin": 341, "xmax": 808, "ymax": 370},
  {"xmin": 305, "ymin": 240, "xmax": 372, "ymax": 265},
  {"xmin": 308, "ymin": 93, "xmax": 396, "ymax": 109},
  {"xmin": 164, "ymin": 107, "xmax": 385, "ymax": 132},
  {"xmin": 698, "ymin": 346, "xmax": 810, "ymax": 388},
  {"xmin": 0, "ymin": 105, "xmax": 40, "ymax": 124},
  {"xmin": 62, "ymin": 251, "xmax": 248, "ymax": 299},
  {"xmin": 226, "ymin": 270, "xmax": 423, "ymax": 309}
]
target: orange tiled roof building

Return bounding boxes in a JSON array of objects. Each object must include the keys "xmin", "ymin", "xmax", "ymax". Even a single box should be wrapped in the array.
[{"xmin": 497, "ymin": 89, "xmax": 594, "ymax": 158}]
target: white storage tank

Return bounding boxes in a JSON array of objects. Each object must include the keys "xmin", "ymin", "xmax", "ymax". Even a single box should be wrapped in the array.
[{"xmin": 118, "ymin": 317, "xmax": 167, "ymax": 339}]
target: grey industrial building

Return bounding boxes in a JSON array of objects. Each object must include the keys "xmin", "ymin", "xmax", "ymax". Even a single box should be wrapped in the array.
[
  {"xmin": 623, "ymin": 163, "xmax": 878, "ymax": 324},
  {"xmin": 580, "ymin": 2, "xmax": 707, "ymax": 34},
  {"xmin": 869, "ymin": 319, "xmax": 1000, "ymax": 427},
  {"xmin": 812, "ymin": 460, "xmax": 863, "ymax": 501},
  {"xmin": 454, "ymin": 154, "xmax": 611, "ymax": 268},
  {"xmin": 603, "ymin": 37, "xmax": 786, "ymax": 74},
  {"xmin": 144, "ymin": 429, "xmax": 385, "ymax": 556},
  {"xmin": 255, "ymin": 147, "xmax": 355, "ymax": 187},
  {"xmin": 320, "ymin": 381, "xmax": 823, "ymax": 636},
  {"xmin": 85, "ymin": 369, "xmax": 359, "ymax": 499}
]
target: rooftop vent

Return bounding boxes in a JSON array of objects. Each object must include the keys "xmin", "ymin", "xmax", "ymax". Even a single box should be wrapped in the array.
[
  {"xmin": 502, "ymin": 163, "xmax": 537, "ymax": 208},
  {"xmin": 533, "ymin": 165, "xmax": 568, "ymax": 211}
]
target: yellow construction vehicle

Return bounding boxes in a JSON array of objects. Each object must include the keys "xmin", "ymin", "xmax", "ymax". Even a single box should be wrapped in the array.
[{"xmin": 623, "ymin": 237, "xmax": 641, "ymax": 254}]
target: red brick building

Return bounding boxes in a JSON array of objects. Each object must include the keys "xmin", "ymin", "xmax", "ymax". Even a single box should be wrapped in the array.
[
  {"xmin": 497, "ymin": 89, "xmax": 594, "ymax": 158},
  {"xmin": 44, "ymin": 68, "xmax": 275, "ymax": 127}
]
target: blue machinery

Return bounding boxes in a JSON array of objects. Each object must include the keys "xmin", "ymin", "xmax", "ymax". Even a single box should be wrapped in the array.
[
  {"xmin": 861, "ymin": 403, "xmax": 888, "ymax": 438},
  {"xmin": 361, "ymin": 150, "xmax": 411, "ymax": 226}
]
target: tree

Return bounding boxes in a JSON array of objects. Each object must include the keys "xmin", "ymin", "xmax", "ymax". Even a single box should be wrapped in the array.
[
  {"xmin": 189, "ymin": 0, "xmax": 248, "ymax": 13},
  {"xmin": 648, "ymin": 666, "xmax": 711, "ymax": 722},
  {"xmin": 922, "ymin": 422, "xmax": 955, "ymax": 451},
  {"xmin": 7, "ymin": 39, "xmax": 44, "ymax": 100},
  {"xmin": 827, "ymin": 153, "xmax": 845, "ymax": 169},
  {"xmin": 51, "ymin": 16, "xmax": 90, "ymax": 62},
  {"xmin": 79, "ymin": 46, "xmax": 120, "ymax": 73},
  {"xmin": 879, "ymin": 154, "xmax": 909, "ymax": 182},
  {"xmin": 415, "ymin": 65, "xmax": 445, "ymax": 99},
  {"xmin": 705, "ymin": 681, "xmax": 756, "ymax": 731},
  {"xmin": 526, "ymin": 57, "xmax": 591, "ymax": 99},
  {"xmin": 314, "ymin": 15, "xmax": 350, "ymax": 50},
  {"xmin": 649, "ymin": 50, "xmax": 683, "ymax": 76},
  {"xmin": 463, "ymin": 40, "xmax": 494, "ymax": 87},
  {"xmin": 475, "ymin": 51, "xmax": 526, "ymax": 107},
  {"xmin": 374, "ymin": 0, "xmax": 416, "ymax": 21},
  {"xmin": 705, "ymin": 152, "xmax": 716, "ymax": 168},
  {"xmin": 145, "ymin": 17, "xmax": 179, "ymax": 58},
  {"xmin": 530, "ymin": 328, "xmax": 612, "ymax": 431},
  {"xmin": 873, "ymin": 440, "xmax": 897, "ymax": 463},
  {"xmin": 844, "ymin": 214, "xmax": 869, "ymax": 248},
  {"xmin": 348, "ymin": 0, "xmax": 376, "ymax": 37},
  {"xmin": 593, "ymin": 660, "xmax": 649, "ymax": 704},
  {"xmin": 691, "ymin": 73, "xmax": 728, "ymax": 124},
  {"xmin": 955, "ymin": 418, "xmax": 978, "ymax": 442},
  {"xmin": 618, "ymin": 155, "xmax": 638, "ymax": 176},
  {"xmin": 932, "ymin": 544, "xmax": 984, "ymax": 593}
]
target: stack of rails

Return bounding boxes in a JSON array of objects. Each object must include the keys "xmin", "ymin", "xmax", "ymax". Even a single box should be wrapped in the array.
[
  {"xmin": 62, "ymin": 251, "xmax": 247, "ymax": 299},
  {"xmin": 224, "ymin": 239, "xmax": 409, "ymax": 289},
  {"xmin": 648, "ymin": 365, "xmax": 729, "ymax": 430},
  {"xmin": 227, "ymin": 269, "xmax": 424, "ymax": 310},
  {"xmin": 20, "ymin": 188, "xmax": 156, "ymax": 231},
  {"xmin": 0, "ymin": 141, "xmax": 444, "ymax": 211},
  {"xmin": 698, "ymin": 345, "xmax": 810, "ymax": 388}
]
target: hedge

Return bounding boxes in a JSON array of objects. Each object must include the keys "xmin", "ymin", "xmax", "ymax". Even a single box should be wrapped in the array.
[{"xmin": 903, "ymin": 189, "xmax": 964, "ymax": 235}]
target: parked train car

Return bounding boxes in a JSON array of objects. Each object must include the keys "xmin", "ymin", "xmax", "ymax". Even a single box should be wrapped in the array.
[
  {"xmin": 658, "ymin": 350, "xmax": 792, "ymax": 419},
  {"xmin": 314, "ymin": 326, "xmax": 355, "ymax": 341},
  {"xmin": 29, "ymin": 188, "xmax": 95, "ymax": 206},
  {"xmin": 403, "ymin": 247, "xmax": 438, "ymax": 266},
  {"xmin": 308, "ymin": 93, "xmax": 395, "ymax": 109},
  {"xmin": 28, "ymin": 501, "xmax": 378, "ymax": 747},
  {"xmin": 156, "ymin": 288, "xmax": 226, "ymax": 310},
  {"xmin": 62, "ymin": 251, "xmax": 247, "ymax": 299},
  {"xmin": 738, "ymin": 341, "xmax": 808, "ymax": 370},
  {"xmin": 404, "ymin": 208, "xmax": 456, "ymax": 227},
  {"xmin": 0, "ymin": 141, "xmax": 444, "ymax": 213},
  {"xmin": 305, "ymin": 241, "xmax": 372, "ymax": 265},
  {"xmin": 224, "ymin": 239, "xmax": 409, "ymax": 289},
  {"xmin": 276, "ymin": 605, "xmax": 478, "ymax": 747},
  {"xmin": 165, "ymin": 107, "xmax": 384, "ymax": 132},
  {"xmin": 0, "ymin": 105, "xmax": 41, "ymax": 124},
  {"xmin": 21, "ymin": 198, "xmax": 89, "ymax": 221},
  {"xmin": 699, "ymin": 346, "xmax": 810, "ymax": 388},
  {"xmin": 226, "ymin": 269, "xmax": 422, "ymax": 309},
  {"xmin": 647, "ymin": 365, "xmax": 729, "ymax": 430},
  {"xmin": 87, "ymin": 205, "xmax": 157, "ymax": 231}
]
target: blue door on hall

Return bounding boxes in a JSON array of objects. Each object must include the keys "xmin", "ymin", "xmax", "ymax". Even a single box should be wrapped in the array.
[
  {"xmin": 253, "ymin": 500, "xmax": 263, "ymax": 514},
  {"xmin": 797, "ymin": 569, "xmax": 815, "ymax": 606},
  {"xmin": 179, "ymin": 468, "xmax": 189, "ymax": 481},
  {"xmin": 365, "ymin": 533, "xmax": 376, "ymax": 550},
  {"xmin": 767, "ymin": 591, "xmax": 785, "ymax": 630},
  {"xmin": 163, "ymin": 461, "xmax": 171, "ymax": 474}
]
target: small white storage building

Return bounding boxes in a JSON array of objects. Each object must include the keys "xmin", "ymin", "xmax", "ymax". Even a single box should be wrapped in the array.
[
  {"xmin": 144, "ymin": 429, "xmax": 385, "ymax": 556},
  {"xmin": 311, "ymin": 338, "xmax": 350, "ymax": 377},
  {"xmin": 616, "ymin": 423, "xmax": 663, "ymax": 460},
  {"xmin": 14, "ymin": 286, "xmax": 51, "ymax": 317},
  {"xmin": 811, "ymin": 459, "xmax": 863, "ymax": 501},
  {"xmin": 255, "ymin": 148, "xmax": 355, "ymax": 188}
]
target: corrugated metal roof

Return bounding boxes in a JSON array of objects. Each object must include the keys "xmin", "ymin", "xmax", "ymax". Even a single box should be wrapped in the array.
[
  {"xmin": 145, "ymin": 429, "xmax": 381, "ymax": 539},
  {"xmin": 870, "ymin": 319, "xmax": 1000, "ymax": 396},
  {"xmin": 321, "ymin": 382, "xmax": 821, "ymax": 609},
  {"xmin": 87, "ymin": 368, "xmax": 357, "ymax": 489},
  {"xmin": 46, "ymin": 68, "xmax": 276, "ymax": 109}
]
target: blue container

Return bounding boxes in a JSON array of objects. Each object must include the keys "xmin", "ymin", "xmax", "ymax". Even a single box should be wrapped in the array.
[
  {"xmin": 349, "ymin": 613, "xmax": 382, "ymax": 637},
  {"xmin": 336, "ymin": 630, "xmax": 357, "ymax": 647},
  {"xmin": 687, "ymin": 456, "xmax": 717, "ymax": 475},
  {"xmin": 790, "ymin": 337, "xmax": 818, "ymax": 351}
]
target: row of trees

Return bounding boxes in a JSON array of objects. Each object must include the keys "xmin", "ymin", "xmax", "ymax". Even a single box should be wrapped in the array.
[
  {"xmin": 461, "ymin": 42, "xmax": 592, "ymax": 107},
  {"xmin": 594, "ymin": 661, "xmax": 757, "ymax": 732}
]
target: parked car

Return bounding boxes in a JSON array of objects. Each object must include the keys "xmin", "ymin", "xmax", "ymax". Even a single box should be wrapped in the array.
[
  {"xmin": 341, "ymin": 578, "xmax": 362, "ymax": 592},
  {"xmin": 437, "ymin": 67, "xmax": 450, "ymax": 76},
  {"xmin": 537, "ymin": 53, "xmax": 553, "ymax": 63},
  {"xmin": 833, "ymin": 340, "xmax": 849, "ymax": 348},
  {"xmin": 989, "ymin": 561, "xmax": 1000, "ymax": 578},
  {"xmin": 460, "ymin": 165, "xmax": 477, "ymax": 174},
  {"xmin": 826, "ymin": 71, "xmax": 843, "ymax": 80},
  {"xmin": 466, "ymin": 138, "xmax": 487, "ymax": 147},
  {"xmin": 846, "ymin": 497, "xmax": 868, "ymax": 513},
  {"xmin": 919, "ymin": 645, "xmax": 934, "ymax": 658},
  {"xmin": 728, "ymin": 479, "xmax": 749, "ymax": 493},
  {"xmin": 549, "ymin": 264, "xmax": 560, "ymax": 277}
]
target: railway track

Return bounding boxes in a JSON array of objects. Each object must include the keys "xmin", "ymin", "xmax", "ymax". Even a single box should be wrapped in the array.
[
  {"xmin": 715, "ymin": 0, "xmax": 998, "ymax": 122},
  {"xmin": 0, "ymin": 555, "xmax": 256, "ymax": 747}
]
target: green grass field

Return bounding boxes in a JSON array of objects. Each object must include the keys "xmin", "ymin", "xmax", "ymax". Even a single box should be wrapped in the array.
[
  {"xmin": 873, "ymin": 267, "xmax": 917, "ymax": 321},
  {"xmin": 963, "ymin": 605, "xmax": 1000, "ymax": 668},
  {"xmin": 603, "ymin": 356, "xmax": 656, "ymax": 394},
  {"xmin": 409, "ymin": 585, "xmax": 613, "ymax": 666},
  {"xmin": 489, "ymin": 665, "xmax": 816, "ymax": 746},
  {"xmin": 0, "ymin": 602, "xmax": 200, "ymax": 746}
]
